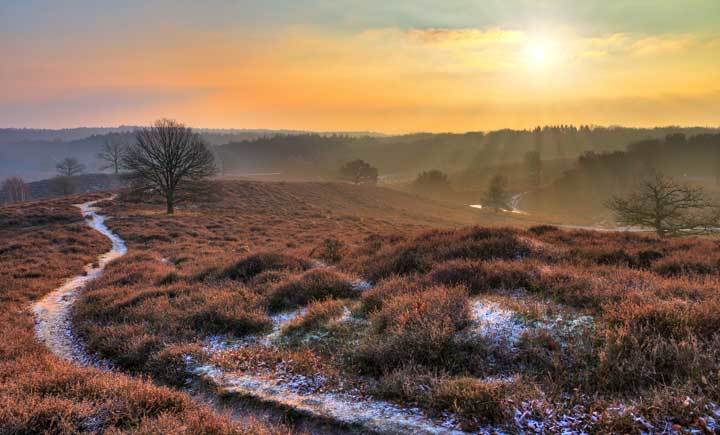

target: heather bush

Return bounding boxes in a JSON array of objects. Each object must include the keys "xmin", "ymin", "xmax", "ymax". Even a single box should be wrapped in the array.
[
  {"xmin": 358, "ymin": 275, "xmax": 425, "ymax": 315},
  {"xmin": 428, "ymin": 376, "xmax": 531, "ymax": 428},
  {"xmin": 636, "ymin": 249, "xmax": 664, "ymax": 268},
  {"xmin": 317, "ymin": 238, "xmax": 344, "ymax": 263},
  {"xmin": 266, "ymin": 269, "xmax": 356, "ymax": 312},
  {"xmin": 281, "ymin": 299, "xmax": 347, "ymax": 337},
  {"xmin": 652, "ymin": 256, "xmax": 715, "ymax": 277},
  {"xmin": 527, "ymin": 224, "xmax": 559, "ymax": 235},
  {"xmin": 355, "ymin": 285, "xmax": 470, "ymax": 373},
  {"xmin": 361, "ymin": 227, "xmax": 527, "ymax": 280},
  {"xmin": 220, "ymin": 251, "xmax": 310, "ymax": 281},
  {"xmin": 428, "ymin": 259, "xmax": 536, "ymax": 294}
]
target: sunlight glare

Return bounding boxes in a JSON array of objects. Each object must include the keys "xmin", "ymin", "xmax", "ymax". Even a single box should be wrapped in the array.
[{"xmin": 525, "ymin": 40, "xmax": 556, "ymax": 68}]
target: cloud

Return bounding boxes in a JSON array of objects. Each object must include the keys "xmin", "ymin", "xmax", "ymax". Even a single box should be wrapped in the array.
[
  {"xmin": 581, "ymin": 32, "xmax": 715, "ymax": 58},
  {"xmin": 403, "ymin": 27, "xmax": 524, "ymax": 45}
]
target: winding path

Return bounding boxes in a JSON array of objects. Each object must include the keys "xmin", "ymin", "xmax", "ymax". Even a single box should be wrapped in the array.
[
  {"xmin": 31, "ymin": 196, "xmax": 464, "ymax": 434},
  {"xmin": 33, "ymin": 197, "xmax": 127, "ymax": 365}
]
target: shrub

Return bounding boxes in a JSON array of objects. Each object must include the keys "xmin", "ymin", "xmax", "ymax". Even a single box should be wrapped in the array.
[
  {"xmin": 220, "ymin": 252, "xmax": 310, "ymax": 281},
  {"xmin": 597, "ymin": 298, "xmax": 720, "ymax": 391},
  {"xmin": 428, "ymin": 259, "xmax": 535, "ymax": 294},
  {"xmin": 281, "ymin": 299, "xmax": 347, "ymax": 337},
  {"xmin": 428, "ymin": 377, "xmax": 528, "ymax": 428},
  {"xmin": 355, "ymin": 285, "xmax": 470, "ymax": 372},
  {"xmin": 595, "ymin": 249, "xmax": 636, "ymax": 267},
  {"xmin": 266, "ymin": 269, "xmax": 356, "ymax": 312},
  {"xmin": 362, "ymin": 227, "xmax": 527, "ymax": 280},
  {"xmin": 637, "ymin": 250, "xmax": 664, "ymax": 268},
  {"xmin": 596, "ymin": 326, "xmax": 712, "ymax": 392},
  {"xmin": 528, "ymin": 225, "xmax": 558, "ymax": 235},
  {"xmin": 317, "ymin": 238, "xmax": 344, "ymax": 263},
  {"xmin": 358, "ymin": 275, "xmax": 424, "ymax": 315},
  {"xmin": 653, "ymin": 258, "xmax": 714, "ymax": 277}
]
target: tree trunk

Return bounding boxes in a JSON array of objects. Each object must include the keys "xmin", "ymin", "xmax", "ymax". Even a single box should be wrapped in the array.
[{"xmin": 166, "ymin": 191, "xmax": 174, "ymax": 214}]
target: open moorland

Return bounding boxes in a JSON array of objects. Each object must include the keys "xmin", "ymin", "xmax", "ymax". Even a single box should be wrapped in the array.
[
  {"xmin": 8, "ymin": 179, "xmax": 716, "ymax": 433},
  {"xmin": 0, "ymin": 193, "xmax": 300, "ymax": 433}
]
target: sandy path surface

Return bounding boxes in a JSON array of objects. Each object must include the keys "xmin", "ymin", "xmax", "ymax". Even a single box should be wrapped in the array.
[{"xmin": 33, "ymin": 196, "xmax": 127, "ymax": 365}]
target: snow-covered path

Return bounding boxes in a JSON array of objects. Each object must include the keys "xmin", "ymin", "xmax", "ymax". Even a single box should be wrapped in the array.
[
  {"xmin": 33, "ymin": 196, "xmax": 127, "ymax": 365},
  {"xmin": 194, "ymin": 264, "xmax": 466, "ymax": 434}
]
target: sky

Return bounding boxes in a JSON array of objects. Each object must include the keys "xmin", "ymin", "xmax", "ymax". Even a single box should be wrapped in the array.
[{"xmin": 1, "ymin": 0, "xmax": 719, "ymax": 132}]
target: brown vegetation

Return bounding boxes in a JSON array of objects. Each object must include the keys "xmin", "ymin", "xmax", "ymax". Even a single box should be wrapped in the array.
[
  {"xmin": 24, "ymin": 179, "xmax": 720, "ymax": 432},
  {"xmin": 0, "ymin": 195, "xmax": 287, "ymax": 433}
]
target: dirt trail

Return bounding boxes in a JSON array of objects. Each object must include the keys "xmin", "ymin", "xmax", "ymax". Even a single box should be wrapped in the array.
[{"xmin": 33, "ymin": 196, "xmax": 127, "ymax": 365}]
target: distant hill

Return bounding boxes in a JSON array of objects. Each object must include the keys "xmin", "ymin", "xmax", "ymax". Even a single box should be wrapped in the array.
[
  {"xmin": 3, "ymin": 125, "xmax": 718, "ymax": 183},
  {"xmin": 217, "ymin": 126, "xmax": 720, "ymax": 178},
  {"xmin": 0, "ymin": 128, "xmax": 384, "ymax": 181},
  {"xmin": 0, "ymin": 173, "xmax": 125, "ymax": 204}
]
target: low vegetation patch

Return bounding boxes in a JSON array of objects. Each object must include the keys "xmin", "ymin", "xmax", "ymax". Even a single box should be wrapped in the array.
[{"xmin": 267, "ymin": 269, "xmax": 357, "ymax": 312}]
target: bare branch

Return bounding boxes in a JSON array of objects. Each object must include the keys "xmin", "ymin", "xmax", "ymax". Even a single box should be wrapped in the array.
[
  {"xmin": 607, "ymin": 172, "xmax": 720, "ymax": 237},
  {"xmin": 56, "ymin": 157, "xmax": 85, "ymax": 177},
  {"xmin": 122, "ymin": 119, "xmax": 216, "ymax": 214}
]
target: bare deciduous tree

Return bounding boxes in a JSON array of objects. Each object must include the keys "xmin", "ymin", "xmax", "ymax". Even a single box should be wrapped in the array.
[
  {"xmin": 123, "ymin": 119, "xmax": 216, "ymax": 214},
  {"xmin": 607, "ymin": 172, "xmax": 720, "ymax": 237},
  {"xmin": 1, "ymin": 177, "xmax": 28, "ymax": 204},
  {"xmin": 56, "ymin": 157, "xmax": 85, "ymax": 177},
  {"xmin": 97, "ymin": 136, "xmax": 127, "ymax": 174}
]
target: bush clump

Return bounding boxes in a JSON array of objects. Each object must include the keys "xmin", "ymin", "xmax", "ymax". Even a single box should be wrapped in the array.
[
  {"xmin": 355, "ymin": 285, "xmax": 470, "ymax": 373},
  {"xmin": 221, "ymin": 251, "xmax": 310, "ymax": 282},
  {"xmin": 281, "ymin": 299, "xmax": 347, "ymax": 337},
  {"xmin": 267, "ymin": 269, "xmax": 356, "ymax": 312},
  {"xmin": 358, "ymin": 275, "xmax": 425, "ymax": 315},
  {"xmin": 361, "ymin": 227, "xmax": 527, "ymax": 281},
  {"xmin": 428, "ymin": 259, "xmax": 535, "ymax": 294}
]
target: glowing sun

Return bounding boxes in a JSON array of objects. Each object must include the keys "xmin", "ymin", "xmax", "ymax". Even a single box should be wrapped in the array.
[{"xmin": 524, "ymin": 40, "xmax": 557, "ymax": 67}]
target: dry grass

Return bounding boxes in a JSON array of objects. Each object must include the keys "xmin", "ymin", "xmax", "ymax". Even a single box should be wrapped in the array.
[
  {"xmin": 267, "ymin": 269, "xmax": 357, "ymax": 312},
  {"xmin": 281, "ymin": 299, "xmax": 347, "ymax": 338},
  {"xmin": 355, "ymin": 285, "xmax": 471, "ymax": 373},
  {"xmin": 0, "ymin": 194, "xmax": 290, "ymax": 433}
]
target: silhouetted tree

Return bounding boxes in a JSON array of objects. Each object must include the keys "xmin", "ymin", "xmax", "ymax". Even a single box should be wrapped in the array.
[
  {"xmin": 123, "ymin": 119, "xmax": 216, "ymax": 214},
  {"xmin": 339, "ymin": 159, "xmax": 378, "ymax": 184},
  {"xmin": 413, "ymin": 169, "xmax": 451, "ymax": 193},
  {"xmin": 607, "ymin": 172, "xmax": 720, "ymax": 237},
  {"xmin": 97, "ymin": 137, "xmax": 127, "ymax": 174},
  {"xmin": 1, "ymin": 177, "xmax": 28, "ymax": 204},
  {"xmin": 56, "ymin": 157, "xmax": 85, "ymax": 177},
  {"xmin": 483, "ymin": 175, "xmax": 510, "ymax": 213},
  {"xmin": 524, "ymin": 150, "xmax": 542, "ymax": 187}
]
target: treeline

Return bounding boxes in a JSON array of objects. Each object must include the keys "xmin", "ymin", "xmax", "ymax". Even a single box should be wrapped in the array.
[
  {"xmin": 217, "ymin": 126, "xmax": 720, "ymax": 177},
  {"xmin": 525, "ymin": 133, "xmax": 720, "ymax": 217}
]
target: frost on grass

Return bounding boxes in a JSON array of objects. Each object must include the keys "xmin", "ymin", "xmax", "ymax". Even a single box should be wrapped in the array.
[
  {"xmin": 461, "ymin": 296, "xmax": 594, "ymax": 354},
  {"xmin": 193, "ymin": 364, "xmax": 464, "ymax": 434},
  {"xmin": 193, "ymin": 286, "xmax": 470, "ymax": 434}
]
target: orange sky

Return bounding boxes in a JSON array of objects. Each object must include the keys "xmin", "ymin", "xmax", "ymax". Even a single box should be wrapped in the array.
[{"xmin": 2, "ymin": 1, "xmax": 719, "ymax": 132}]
